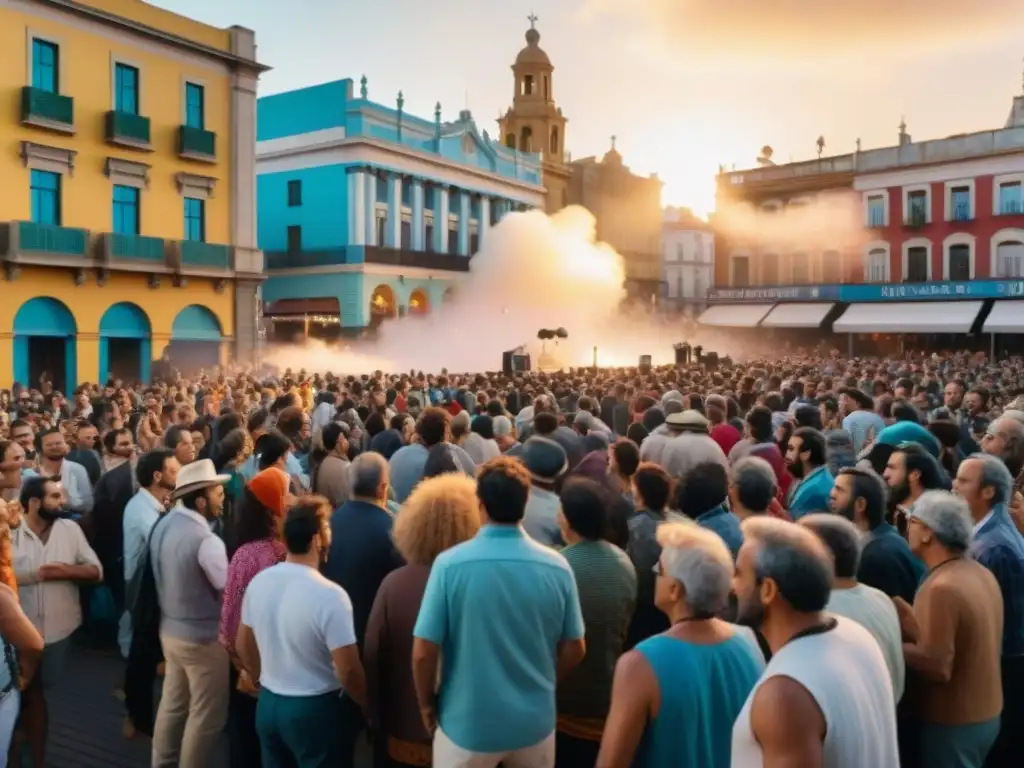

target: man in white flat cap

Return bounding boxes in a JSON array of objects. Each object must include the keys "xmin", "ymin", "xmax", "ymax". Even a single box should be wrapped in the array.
[{"xmin": 150, "ymin": 458, "xmax": 231, "ymax": 768}]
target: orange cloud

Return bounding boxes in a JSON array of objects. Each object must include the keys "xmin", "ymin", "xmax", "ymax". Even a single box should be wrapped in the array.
[{"xmin": 585, "ymin": 0, "xmax": 1024, "ymax": 56}]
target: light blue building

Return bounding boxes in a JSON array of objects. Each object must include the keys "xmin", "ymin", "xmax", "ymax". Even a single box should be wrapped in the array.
[{"xmin": 256, "ymin": 77, "xmax": 547, "ymax": 336}]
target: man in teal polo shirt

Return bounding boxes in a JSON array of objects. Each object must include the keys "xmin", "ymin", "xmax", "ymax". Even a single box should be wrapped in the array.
[
  {"xmin": 785, "ymin": 427, "xmax": 835, "ymax": 520},
  {"xmin": 412, "ymin": 456, "xmax": 586, "ymax": 767}
]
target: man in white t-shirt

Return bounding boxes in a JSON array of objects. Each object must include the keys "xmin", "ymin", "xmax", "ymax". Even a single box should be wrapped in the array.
[
  {"xmin": 237, "ymin": 499, "xmax": 367, "ymax": 766},
  {"xmin": 799, "ymin": 514, "xmax": 905, "ymax": 703}
]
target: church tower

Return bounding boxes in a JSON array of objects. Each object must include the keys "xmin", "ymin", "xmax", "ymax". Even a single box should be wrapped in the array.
[{"xmin": 498, "ymin": 15, "xmax": 570, "ymax": 213}]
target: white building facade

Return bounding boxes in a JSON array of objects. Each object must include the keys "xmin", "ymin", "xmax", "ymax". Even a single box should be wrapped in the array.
[{"xmin": 661, "ymin": 207, "xmax": 714, "ymax": 315}]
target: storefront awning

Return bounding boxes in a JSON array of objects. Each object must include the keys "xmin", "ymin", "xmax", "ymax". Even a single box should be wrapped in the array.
[
  {"xmin": 697, "ymin": 303, "xmax": 774, "ymax": 328},
  {"xmin": 833, "ymin": 301, "xmax": 984, "ymax": 334},
  {"xmin": 760, "ymin": 302, "xmax": 836, "ymax": 329},
  {"xmin": 263, "ymin": 298, "xmax": 340, "ymax": 318},
  {"xmin": 983, "ymin": 301, "xmax": 1024, "ymax": 333}
]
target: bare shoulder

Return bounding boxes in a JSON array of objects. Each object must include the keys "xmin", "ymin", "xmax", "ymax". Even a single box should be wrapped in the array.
[{"xmin": 751, "ymin": 675, "xmax": 826, "ymax": 745}]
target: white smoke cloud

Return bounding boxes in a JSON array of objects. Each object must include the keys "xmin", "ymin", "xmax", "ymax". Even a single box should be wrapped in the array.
[{"xmin": 263, "ymin": 207, "xmax": 741, "ymax": 375}]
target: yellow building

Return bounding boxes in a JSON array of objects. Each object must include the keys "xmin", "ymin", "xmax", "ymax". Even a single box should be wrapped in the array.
[{"xmin": 0, "ymin": 0, "xmax": 267, "ymax": 390}]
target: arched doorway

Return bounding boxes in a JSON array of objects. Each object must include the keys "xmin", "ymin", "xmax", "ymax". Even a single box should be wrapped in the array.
[
  {"xmin": 408, "ymin": 289, "xmax": 430, "ymax": 316},
  {"xmin": 13, "ymin": 297, "xmax": 77, "ymax": 392},
  {"xmin": 99, "ymin": 303, "xmax": 152, "ymax": 384},
  {"xmin": 369, "ymin": 284, "xmax": 396, "ymax": 328},
  {"xmin": 169, "ymin": 305, "xmax": 223, "ymax": 374}
]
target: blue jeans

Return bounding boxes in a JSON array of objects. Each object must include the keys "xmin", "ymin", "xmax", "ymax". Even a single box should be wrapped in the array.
[
  {"xmin": 920, "ymin": 718, "xmax": 1000, "ymax": 768},
  {"xmin": 256, "ymin": 689, "xmax": 361, "ymax": 768}
]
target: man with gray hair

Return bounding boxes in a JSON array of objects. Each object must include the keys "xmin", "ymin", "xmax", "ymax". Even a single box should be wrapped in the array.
[
  {"xmin": 981, "ymin": 415, "xmax": 1024, "ymax": 477},
  {"xmin": 323, "ymin": 452, "xmax": 402, "ymax": 649},
  {"xmin": 799, "ymin": 514, "xmax": 904, "ymax": 704},
  {"xmin": 597, "ymin": 523, "xmax": 763, "ymax": 766},
  {"xmin": 729, "ymin": 456, "xmax": 777, "ymax": 520},
  {"xmin": 954, "ymin": 453, "xmax": 1024, "ymax": 764},
  {"xmin": 731, "ymin": 517, "xmax": 899, "ymax": 768},
  {"xmin": 898, "ymin": 491, "xmax": 1004, "ymax": 767}
]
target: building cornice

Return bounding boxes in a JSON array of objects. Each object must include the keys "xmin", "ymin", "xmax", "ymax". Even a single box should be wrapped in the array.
[{"xmin": 31, "ymin": 0, "xmax": 270, "ymax": 73}]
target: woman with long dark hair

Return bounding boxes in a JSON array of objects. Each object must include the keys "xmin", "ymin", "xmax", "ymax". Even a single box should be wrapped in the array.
[{"xmin": 219, "ymin": 469, "xmax": 289, "ymax": 768}]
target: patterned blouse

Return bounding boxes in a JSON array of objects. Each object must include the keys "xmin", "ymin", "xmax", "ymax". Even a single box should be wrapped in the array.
[{"xmin": 219, "ymin": 538, "xmax": 286, "ymax": 652}]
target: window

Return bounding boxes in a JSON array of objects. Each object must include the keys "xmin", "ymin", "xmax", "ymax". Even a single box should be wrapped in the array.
[
  {"xmin": 520, "ymin": 127, "xmax": 533, "ymax": 152},
  {"xmin": 791, "ymin": 253, "xmax": 810, "ymax": 284},
  {"xmin": 544, "ymin": 76, "xmax": 549, "ymax": 100},
  {"xmin": 425, "ymin": 223, "xmax": 435, "ymax": 252},
  {"xmin": 996, "ymin": 242, "xmax": 1024, "ymax": 277},
  {"xmin": 867, "ymin": 196, "xmax": 885, "ymax": 227},
  {"xmin": 505, "ymin": 134, "xmax": 515, "ymax": 149},
  {"xmin": 376, "ymin": 178, "xmax": 388, "ymax": 205},
  {"xmin": 401, "ymin": 183, "xmax": 412, "ymax": 207},
  {"xmin": 732, "ymin": 256, "xmax": 750, "ymax": 287},
  {"xmin": 112, "ymin": 185, "xmax": 139, "ymax": 235},
  {"xmin": 550, "ymin": 126, "xmax": 559, "ymax": 155},
  {"xmin": 286, "ymin": 225, "xmax": 301, "ymax": 254},
  {"xmin": 999, "ymin": 182, "xmax": 1022, "ymax": 215},
  {"xmin": 115, "ymin": 63, "xmax": 139, "ymax": 114},
  {"xmin": 287, "ymin": 180, "xmax": 302, "ymax": 207},
  {"xmin": 867, "ymin": 249, "xmax": 888, "ymax": 282},
  {"xmin": 675, "ymin": 243, "xmax": 685, "ymax": 262},
  {"xmin": 400, "ymin": 220, "xmax": 411, "ymax": 249},
  {"xmin": 948, "ymin": 244, "xmax": 970, "ymax": 280},
  {"xmin": 184, "ymin": 197, "xmax": 205, "ymax": 242},
  {"xmin": 906, "ymin": 247, "xmax": 928, "ymax": 282},
  {"xmin": 30, "ymin": 170, "xmax": 61, "ymax": 225},
  {"xmin": 32, "ymin": 39, "xmax": 59, "ymax": 93},
  {"xmin": 524, "ymin": 75, "xmax": 534, "ymax": 95},
  {"xmin": 376, "ymin": 215, "xmax": 386, "ymax": 246},
  {"xmin": 907, "ymin": 190, "xmax": 927, "ymax": 223},
  {"xmin": 951, "ymin": 186, "xmax": 971, "ymax": 221},
  {"xmin": 185, "ymin": 82, "xmax": 205, "ymax": 129},
  {"xmin": 761, "ymin": 253, "xmax": 779, "ymax": 284},
  {"xmin": 469, "ymin": 232, "xmax": 479, "ymax": 255},
  {"xmin": 424, "ymin": 186, "xmax": 435, "ymax": 212},
  {"xmin": 447, "ymin": 224, "xmax": 459, "ymax": 255}
]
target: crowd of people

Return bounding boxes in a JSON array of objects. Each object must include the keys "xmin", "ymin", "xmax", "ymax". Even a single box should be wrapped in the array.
[{"xmin": 0, "ymin": 346, "xmax": 1022, "ymax": 767}]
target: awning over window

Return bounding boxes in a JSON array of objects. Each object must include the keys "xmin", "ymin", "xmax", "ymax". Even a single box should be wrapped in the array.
[
  {"xmin": 760, "ymin": 302, "xmax": 836, "ymax": 329},
  {"xmin": 697, "ymin": 303, "xmax": 774, "ymax": 328},
  {"xmin": 263, "ymin": 298, "xmax": 340, "ymax": 317},
  {"xmin": 833, "ymin": 301, "xmax": 984, "ymax": 334},
  {"xmin": 983, "ymin": 300, "xmax": 1024, "ymax": 333}
]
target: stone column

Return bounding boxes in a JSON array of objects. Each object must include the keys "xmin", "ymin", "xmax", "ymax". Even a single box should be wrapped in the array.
[
  {"xmin": 387, "ymin": 174, "xmax": 402, "ymax": 248},
  {"xmin": 365, "ymin": 172, "xmax": 378, "ymax": 246},
  {"xmin": 458, "ymin": 191, "xmax": 471, "ymax": 256},
  {"xmin": 233, "ymin": 278, "xmax": 261, "ymax": 365},
  {"xmin": 478, "ymin": 196, "xmax": 491, "ymax": 248},
  {"xmin": 348, "ymin": 168, "xmax": 366, "ymax": 245},
  {"xmin": 412, "ymin": 178, "xmax": 425, "ymax": 251},
  {"xmin": 435, "ymin": 185, "xmax": 450, "ymax": 253}
]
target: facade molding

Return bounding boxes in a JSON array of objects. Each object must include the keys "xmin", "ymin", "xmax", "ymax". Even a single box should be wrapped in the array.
[
  {"xmin": 105, "ymin": 157, "xmax": 150, "ymax": 189},
  {"xmin": 25, "ymin": 25, "xmax": 68, "ymax": 92},
  {"xmin": 942, "ymin": 231, "xmax": 977, "ymax": 280},
  {"xmin": 176, "ymin": 172, "xmax": 217, "ymax": 199},
  {"xmin": 108, "ymin": 52, "xmax": 146, "ymax": 113},
  {"xmin": 855, "ymin": 151, "xmax": 1024, "ymax": 190},
  {"xmin": 21, "ymin": 141, "xmax": 76, "ymax": 175},
  {"xmin": 901, "ymin": 237, "xmax": 934, "ymax": 282}
]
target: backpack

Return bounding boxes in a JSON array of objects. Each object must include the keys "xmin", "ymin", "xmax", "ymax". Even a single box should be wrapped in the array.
[{"xmin": 126, "ymin": 512, "xmax": 170, "ymax": 642}]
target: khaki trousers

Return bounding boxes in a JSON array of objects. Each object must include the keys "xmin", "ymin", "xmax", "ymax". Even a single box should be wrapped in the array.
[{"xmin": 152, "ymin": 632, "xmax": 229, "ymax": 768}]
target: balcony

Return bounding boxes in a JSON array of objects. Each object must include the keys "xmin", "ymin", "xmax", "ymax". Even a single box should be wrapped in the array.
[
  {"xmin": 101, "ymin": 233, "xmax": 167, "ymax": 264},
  {"xmin": 265, "ymin": 249, "xmax": 352, "ymax": 270},
  {"xmin": 178, "ymin": 125, "xmax": 216, "ymax": 162},
  {"xmin": 105, "ymin": 110, "xmax": 151, "ymax": 150},
  {"xmin": 903, "ymin": 209, "xmax": 928, "ymax": 229},
  {"xmin": 364, "ymin": 244, "xmax": 470, "ymax": 272},
  {"xmin": 178, "ymin": 240, "xmax": 230, "ymax": 269},
  {"xmin": 18, "ymin": 221, "xmax": 87, "ymax": 257},
  {"xmin": 21, "ymin": 86, "xmax": 74, "ymax": 134}
]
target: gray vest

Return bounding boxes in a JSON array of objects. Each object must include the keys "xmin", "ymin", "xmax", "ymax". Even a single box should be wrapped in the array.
[{"xmin": 150, "ymin": 508, "xmax": 222, "ymax": 644}]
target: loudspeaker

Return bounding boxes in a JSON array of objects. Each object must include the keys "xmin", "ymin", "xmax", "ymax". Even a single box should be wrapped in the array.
[
  {"xmin": 639, "ymin": 355, "xmax": 652, "ymax": 375},
  {"xmin": 674, "ymin": 344, "xmax": 690, "ymax": 366},
  {"xmin": 503, "ymin": 350, "xmax": 531, "ymax": 376}
]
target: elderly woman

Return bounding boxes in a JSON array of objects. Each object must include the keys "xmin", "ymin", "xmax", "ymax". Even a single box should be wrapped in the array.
[
  {"xmin": 898, "ymin": 491, "xmax": 1004, "ymax": 768},
  {"xmin": 492, "ymin": 415, "xmax": 517, "ymax": 453},
  {"xmin": 363, "ymin": 474, "xmax": 481, "ymax": 768},
  {"xmin": 598, "ymin": 523, "xmax": 764, "ymax": 768}
]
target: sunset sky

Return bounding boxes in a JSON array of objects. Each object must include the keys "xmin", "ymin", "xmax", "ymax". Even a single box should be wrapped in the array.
[{"xmin": 156, "ymin": 0, "xmax": 1024, "ymax": 217}]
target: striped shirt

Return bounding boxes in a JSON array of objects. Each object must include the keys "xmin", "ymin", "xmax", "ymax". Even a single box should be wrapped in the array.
[{"xmin": 557, "ymin": 539, "xmax": 637, "ymax": 739}]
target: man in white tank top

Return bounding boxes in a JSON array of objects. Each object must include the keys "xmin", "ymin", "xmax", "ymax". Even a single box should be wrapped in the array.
[{"xmin": 730, "ymin": 517, "xmax": 899, "ymax": 768}]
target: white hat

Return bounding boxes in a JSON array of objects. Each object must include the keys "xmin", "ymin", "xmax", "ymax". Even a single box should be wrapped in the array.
[{"xmin": 171, "ymin": 458, "xmax": 231, "ymax": 499}]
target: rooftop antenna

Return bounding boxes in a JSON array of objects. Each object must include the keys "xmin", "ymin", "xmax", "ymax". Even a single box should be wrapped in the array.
[{"xmin": 528, "ymin": 11, "xmax": 538, "ymax": 29}]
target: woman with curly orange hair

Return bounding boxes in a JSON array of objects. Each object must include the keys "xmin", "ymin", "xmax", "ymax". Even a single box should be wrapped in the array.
[{"xmin": 364, "ymin": 474, "xmax": 482, "ymax": 768}]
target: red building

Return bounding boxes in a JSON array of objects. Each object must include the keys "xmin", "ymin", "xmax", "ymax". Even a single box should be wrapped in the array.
[{"xmin": 714, "ymin": 92, "xmax": 1024, "ymax": 289}]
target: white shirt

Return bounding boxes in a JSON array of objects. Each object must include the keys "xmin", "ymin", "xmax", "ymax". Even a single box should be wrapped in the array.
[
  {"xmin": 13, "ymin": 519, "xmax": 103, "ymax": 644},
  {"xmin": 122, "ymin": 488, "xmax": 164, "ymax": 584},
  {"xmin": 973, "ymin": 508, "xmax": 995, "ymax": 535},
  {"xmin": 827, "ymin": 584, "xmax": 905, "ymax": 703},
  {"xmin": 171, "ymin": 505, "xmax": 228, "ymax": 592},
  {"xmin": 241, "ymin": 562, "xmax": 356, "ymax": 696}
]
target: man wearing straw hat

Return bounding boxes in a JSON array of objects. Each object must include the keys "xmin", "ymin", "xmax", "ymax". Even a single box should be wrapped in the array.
[{"xmin": 150, "ymin": 458, "xmax": 231, "ymax": 768}]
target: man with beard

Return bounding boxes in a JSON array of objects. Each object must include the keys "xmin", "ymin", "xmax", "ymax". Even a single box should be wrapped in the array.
[
  {"xmin": 13, "ymin": 476, "xmax": 103, "ymax": 767},
  {"xmin": 883, "ymin": 442, "xmax": 948, "ymax": 519},
  {"xmin": 34, "ymin": 427, "xmax": 92, "ymax": 516},
  {"xmin": 730, "ymin": 517, "xmax": 899, "ymax": 768},
  {"xmin": 784, "ymin": 428, "xmax": 834, "ymax": 520},
  {"xmin": 830, "ymin": 467, "xmax": 924, "ymax": 604}
]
